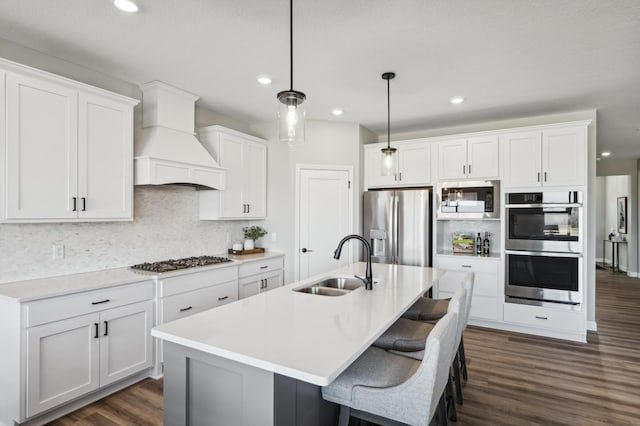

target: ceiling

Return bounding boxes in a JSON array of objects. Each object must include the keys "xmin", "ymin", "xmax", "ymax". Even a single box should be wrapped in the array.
[{"xmin": 1, "ymin": 0, "xmax": 639, "ymax": 158}]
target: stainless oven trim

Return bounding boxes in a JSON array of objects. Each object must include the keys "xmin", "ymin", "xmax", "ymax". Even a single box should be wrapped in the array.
[
  {"xmin": 505, "ymin": 250, "xmax": 583, "ymax": 308},
  {"xmin": 505, "ymin": 203, "xmax": 582, "ymax": 208},
  {"xmin": 436, "ymin": 180, "xmax": 500, "ymax": 219}
]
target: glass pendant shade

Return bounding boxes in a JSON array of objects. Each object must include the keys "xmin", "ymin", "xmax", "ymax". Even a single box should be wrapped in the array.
[
  {"xmin": 381, "ymin": 146, "xmax": 397, "ymax": 176},
  {"xmin": 278, "ymin": 90, "xmax": 306, "ymax": 146}
]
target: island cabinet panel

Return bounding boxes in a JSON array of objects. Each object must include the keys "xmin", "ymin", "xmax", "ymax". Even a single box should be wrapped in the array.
[
  {"xmin": 198, "ymin": 125, "xmax": 267, "ymax": 220},
  {"xmin": 238, "ymin": 255, "xmax": 284, "ymax": 299},
  {"xmin": 1, "ymin": 62, "xmax": 137, "ymax": 222}
]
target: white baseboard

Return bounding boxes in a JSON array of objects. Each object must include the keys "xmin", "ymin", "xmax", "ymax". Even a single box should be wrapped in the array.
[
  {"xmin": 627, "ymin": 271, "xmax": 639, "ymax": 278},
  {"xmin": 587, "ymin": 321, "xmax": 598, "ymax": 332}
]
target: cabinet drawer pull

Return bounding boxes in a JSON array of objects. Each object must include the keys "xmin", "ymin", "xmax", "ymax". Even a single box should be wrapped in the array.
[
  {"xmin": 72, "ymin": 197, "xmax": 77, "ymax": 212},
  {"xmin": 218, "ymin": 296, "xmax": 229, "ymax": 301},
  {"xmin": 537, "ymin": 172, "xmax": 541, "ymax": 182},
  {"xmin": 247, "ymin": 204, "xmax": 250, "ymax": 214},
  {"xmin": 468, "ymin": 164, "xmax": 471, "ymax": 174},
  {"xmin": 259, "ymin": 265, "xmax": 269, "ymax": 269},
  {"xmin": 463, "ymin": 165, "xmax": 466, "ymax": 175},
  {"xmin": 91, "ymin": 299, "xmax": 111, "ymax": 305},
  {"xmin": 179, "ymin": 306, "xmax": 193, "ymax": 312},
  {"xmin": 535, "ymin": 316, "xmax": 548, "ymax": 320},
  {"xmin": 82, "ymin": 197, "xmax": 86, "ymax": 211},
  {"xmin": 103, "ymin": 320, "xmax": 109, "ymax": 336},
  {"xmin": 544, "ymin": 171, "xmax": 547, "ymax": 182},
  {"xmin": 461, "ymin": 265, "xmax": 472, "ymax": 268},
  {"xmin": 399, "ymin": 172, "xmax": 402, "ymax": 181},
  {"xmin": 94, "ymin": 323, "xmax": 99, "ymax": 339}
]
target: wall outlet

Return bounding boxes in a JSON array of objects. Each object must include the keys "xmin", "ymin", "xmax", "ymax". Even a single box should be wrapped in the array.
[
  {"xmin": 52, "ymin": 243, "xmax": 65, "ymax": 260},
  {"xmin": 271, "ymin": 232, "xmax": 277, "ymax": 242}
]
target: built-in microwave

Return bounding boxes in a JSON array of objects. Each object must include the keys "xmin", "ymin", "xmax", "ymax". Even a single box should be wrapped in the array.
[{"xmin": 436, "ymin": 180, "xmax": 500, "ymax": 219}]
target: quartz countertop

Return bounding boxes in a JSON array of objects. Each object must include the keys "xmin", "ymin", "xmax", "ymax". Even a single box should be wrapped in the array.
[
  {"xmin": 0, "ymin": 251, "xmax": 284, "ymax": 302},
  {"xmin": 152, "ymin": 262, "xmax": 450, "ymax": 386}
]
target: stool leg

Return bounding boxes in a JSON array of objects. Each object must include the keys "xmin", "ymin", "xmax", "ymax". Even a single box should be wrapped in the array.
[
  {"xmin": 446, "ymin": 372, "xmax": 457, "ymax": 421},
  {"xmin": 459, "ymin": 337, "xmax": 468, "ymax": 381},
  {"xmin": 338, "ymin": 405, "xmax": 350, "ymax": 426},
  {"xmin": 437, "ymin": 392, "xmax": 448, "ymax": 426},
  {"xmin": 453, "ymin": 353, "xmax": 463, "ymax": 405}
]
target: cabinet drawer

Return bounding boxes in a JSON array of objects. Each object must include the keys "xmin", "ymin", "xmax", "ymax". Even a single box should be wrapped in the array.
[
  {"xmin": 27, "ymin": 281, "xmax": 154, "ymax": 327},
  {"xmin": 440, "ymin": 291, "xmax": 499, "ymax": 321},
  {"xmin": 439, "ymin": 271, "xmax": 497, "ymax": 297},
  {"xmin": 503, "ymin": 303, "xmax": 583, "ymax": 332},
  {"xmin": 159, "ymin": 266, "xmax": 238, "ymax": 297},
  {"xmin": 238, "ymin": 257, "xmax": 283, "ymax": 278},
  {"xmin": 161, "ymin": 281, "xmax": 238, "ymax": 324},
  {"xmin": 437, "ymin": 257, "xmax": 499, "ymax": 274}
]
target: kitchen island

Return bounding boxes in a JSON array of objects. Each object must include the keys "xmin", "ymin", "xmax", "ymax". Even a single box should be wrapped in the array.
[{"xmin": 152, "ymin": 262, "xmax": 450, "ymax": 426}]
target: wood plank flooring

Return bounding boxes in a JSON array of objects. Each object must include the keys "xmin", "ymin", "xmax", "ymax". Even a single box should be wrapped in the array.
[{"xmin": 50, "ymin": 269, "xmax": 640, "ymax": 425}]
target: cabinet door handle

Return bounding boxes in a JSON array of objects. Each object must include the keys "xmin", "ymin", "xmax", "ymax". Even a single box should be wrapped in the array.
[
  {"xmin": 535, "ymin": 316, "xmax": 548, "ymax": 320},
  {"xmin": 468, "ymin": 164, "xmax": 471, "ymax": 175},
  {"xmin": 94, "ymin": 323, "xmax": 99, "ymax": 339},
  {"xmin": 91, "ymin": 299, "xmax": 110, "ymax": 305},
  {"xmin": 399, "ymin": 172, "xmax": 402, "ymax": 181},
  {"xmin": 179, "ymin": 306, "xmax": 193, "ymax": 312},
  {"xmin": 537, "ymin": 172, "xmax": 541, "ymax": 182},
  {"xmin": 463, "ymin": 165, "xmax": 466, "ymax": 175},
  {"xmin": 247, "ymin": 204, "xmax": 250, "ymax": 214},
  {"xmin": 82, "ymin": 197, "xmax": 86, "ymax": 211},
  {"xmin": 103, "ymin": 321, "xmax": 109, "ymax": 336},
  {"xmin": 218, "ymin": 296, "xmax": 229, "ymax": 301},
  {"xmin": 544, "ymin": 171, "xmax": 547, "ymax": 182},
  {"xmin": 461, "ymin": 265, "xmax": 472, "ymax": 268},
  {"xmin": 72, "ymin": 197, "xmax": 77, "ymax": 212},
  {"xmin": 259, "ymin": 265, "xmax": 269, "ymax": 269}
]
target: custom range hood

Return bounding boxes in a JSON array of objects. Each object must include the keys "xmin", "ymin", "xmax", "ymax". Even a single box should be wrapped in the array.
[{"xmin": 134, "ymin": 81, "xmax": 225, "ymax": 189}]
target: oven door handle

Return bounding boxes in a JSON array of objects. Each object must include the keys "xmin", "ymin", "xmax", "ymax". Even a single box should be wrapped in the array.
[
  {"xmin": 505, "ymin": 250, "xmax": 582, "ymax": 258},
  {"xmin": 505, "ymin": 203, "xmax": 582, "ymax": 208}
]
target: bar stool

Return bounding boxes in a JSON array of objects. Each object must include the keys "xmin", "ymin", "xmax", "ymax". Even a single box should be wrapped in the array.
[{"xmin": 322, "ymin": 311, "xmax": 459, "ymax": 426}]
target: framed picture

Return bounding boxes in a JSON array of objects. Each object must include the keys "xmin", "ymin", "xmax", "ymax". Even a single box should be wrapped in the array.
[{"xmin": 617, "ymin": 196, "xmax": 627, "ymax": 234}]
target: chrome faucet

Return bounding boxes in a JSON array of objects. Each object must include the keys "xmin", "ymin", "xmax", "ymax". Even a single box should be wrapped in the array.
[{"xmin": 333, "ymin": 234, "xmax": 373, "ymax": 290}]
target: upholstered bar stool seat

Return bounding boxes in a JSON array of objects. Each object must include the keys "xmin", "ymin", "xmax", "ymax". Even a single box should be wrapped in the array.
[
  {"xmin": 402, "ymin": 297, "xmax": 449, "ymax": 322},
  {"xmin": 373, "ymin": 318, "xmax": 435, "ymax": 352}
]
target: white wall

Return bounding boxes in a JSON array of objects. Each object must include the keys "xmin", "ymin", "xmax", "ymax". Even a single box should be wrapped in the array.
[{"xmin": 250, "ymin": 120, "xmax": 371, "ymax": 284}]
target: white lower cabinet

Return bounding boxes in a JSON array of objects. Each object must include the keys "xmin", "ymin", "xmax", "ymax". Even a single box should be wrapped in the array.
[
  {"xmin": 24, "ymin": 284, "xmax": 154, "ymax": 419},
  {"xmin": 435, "ymin": 256, "xmax": 500, "ymax": 321},
  {"xmin": 503, "ymin": 303, "xmax": 583, "ymax": 333},
  {"xmin": 238, "ymin": 256, "xmax": 284, "ymax": 299}
]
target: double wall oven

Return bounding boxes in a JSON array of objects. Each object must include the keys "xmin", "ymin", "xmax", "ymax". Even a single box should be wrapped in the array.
[{"xmin": 505, "ymin": 191, "xmax": 583, "ymax": 309}]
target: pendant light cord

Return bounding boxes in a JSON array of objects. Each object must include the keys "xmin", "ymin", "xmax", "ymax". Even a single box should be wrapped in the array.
[
  {"xmin": 289, "ymin": 0, "xmax": 293, "ymax": 91},
  {"xmin": 387, "ymin": 77, "xmax": 391, "ymax": 148}
]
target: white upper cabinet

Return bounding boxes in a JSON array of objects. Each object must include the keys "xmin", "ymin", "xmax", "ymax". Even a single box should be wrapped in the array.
[
  {"xmin": 503, "ymin": 125, "xmax": 586, "ymax": 188},
  {"xmin": 365, "ymin": 140, "xmax": 431, "ymax": 188},
  {"xmin": 199, "ymin": 125, "xmax": 267, "ymax": 220},
  {"xmin": 1, "ymin": 62, "xmax": 137, "ymax": 222},
  {"xmin": 438, "ymin": 136, "xmax": 499, "ymax": 180}
]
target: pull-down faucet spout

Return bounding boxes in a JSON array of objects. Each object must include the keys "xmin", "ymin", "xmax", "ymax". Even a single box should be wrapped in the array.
[{"xmin": 333, "ymin": 234, "xmax": 373, "ymax": 290}]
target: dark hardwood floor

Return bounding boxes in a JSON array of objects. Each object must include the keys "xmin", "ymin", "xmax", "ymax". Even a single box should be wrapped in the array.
[{"xmin": 50, "ymin": 269, "xmax": 639, "ymax": 425}]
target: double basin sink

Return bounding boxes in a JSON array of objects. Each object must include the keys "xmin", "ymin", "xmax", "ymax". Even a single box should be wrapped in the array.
[{"xmin": 294, "ymin": 276, "xmax": 365, "ymax": 296}]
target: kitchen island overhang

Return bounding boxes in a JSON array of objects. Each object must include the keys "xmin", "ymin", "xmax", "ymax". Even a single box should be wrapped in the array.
[{"xmin": 152, "ymin": 262, "xmax": 463, "ymax": 426}]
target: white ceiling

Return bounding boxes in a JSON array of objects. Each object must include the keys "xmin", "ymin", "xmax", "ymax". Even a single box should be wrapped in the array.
[{"xmin": 1, "ymin": 0, "xmax": 639, "ymax": 158}]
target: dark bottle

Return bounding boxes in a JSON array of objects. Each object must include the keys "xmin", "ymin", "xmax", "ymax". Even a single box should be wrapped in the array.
[
  {"xmin": 482, "ymin": 232, "xmax": 491, "ymax": 256},
  {"xmin": 475, "ymin": 233, "xmax": 482, "ymax": 256}
]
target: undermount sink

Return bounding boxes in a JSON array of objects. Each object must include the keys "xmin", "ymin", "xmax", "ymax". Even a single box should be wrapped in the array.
[{"xmin": 293, "ymin": 276, "xmax": 365, "ymax": 296}]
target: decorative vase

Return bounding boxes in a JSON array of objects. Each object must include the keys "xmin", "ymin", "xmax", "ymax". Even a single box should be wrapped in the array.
[{"xmin": 244, "ymin": 239, "xmax": 255, "ymax": 250}]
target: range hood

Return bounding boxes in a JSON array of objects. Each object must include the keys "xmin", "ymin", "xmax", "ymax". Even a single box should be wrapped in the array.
[{"xmin": 134, "ymin": 81, "xmax": 226, "ymax": 189}]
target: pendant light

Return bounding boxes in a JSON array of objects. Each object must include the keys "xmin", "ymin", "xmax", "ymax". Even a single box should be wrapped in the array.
[
  {"xmin": 277, "ymin": 0, "xmax": 306, "ymax": 146},
  {"xmin": 381, "ymin": 72, "xmax": 397, "ymax": 176}
]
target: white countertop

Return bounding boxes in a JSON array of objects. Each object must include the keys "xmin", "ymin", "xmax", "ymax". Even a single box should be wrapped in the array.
[
  {"xmin": 0, "ymin": 252, "xmax": 284, "ymax": 302},
  {"xmin": 152, "ymin": 262, "xmax": 447, "ymax": 386}
]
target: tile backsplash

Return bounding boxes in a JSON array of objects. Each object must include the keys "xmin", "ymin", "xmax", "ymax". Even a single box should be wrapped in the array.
[{"xmin": 0, "ymin": 186, "xmax": 249, "ymax": 284}]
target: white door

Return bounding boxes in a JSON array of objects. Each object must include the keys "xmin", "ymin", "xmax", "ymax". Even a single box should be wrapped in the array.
[
  {"xmin": 244, "ymin": 141, "xmax": 267, "ymax": 218},
  {"xmin": 502, "ymin": 131, "xmax": 543, "ymax": 188},
  {"xmin": 298, "ymin": 168, "xmax": 352, "ymax": 280},
  {"xmin": 397, "ymin": 141, "xmax": 431, "ymax": 185},
  {"xmin": 542, "ymin": 127, "xmax": 585, "ymax": 187},
  {"xmin": 218, "ymin": 133, "xmax": 245, "ymax": 217},
  {"xmin": 78, "ymin": 92, "xmax": 133, "ymax": 219},
  {"xmin": 26, "ymin": 313, "xmax": 100, "ymax": 417},
  {"xmin": 6, "ymin": 72, "xmax": 78, "ymax": 219},
  {"xmin": 467, "ymin": 136, "xmax": 499, "ymax": 179},
  {"xmin": 365, "ymin": 146, "xmax": 397, "ymax": 188},
  {"xmin": 99, "ymin": 301, "xmax": 153, "ymax": 386}
]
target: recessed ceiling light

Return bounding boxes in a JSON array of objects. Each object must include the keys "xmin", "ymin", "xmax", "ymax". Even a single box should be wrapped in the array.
[
  {"xmin": 257, "ymin": 76, "xmax": 272, "ymax": 85},
  {"xmin": 332, "ymin": 109, "xmax": 344, "ymax": 116},
  {"xmin": 450, "ymin": 96, "xmax": 465, "ymax": 105},
  {"xmin": 601, "ymin": 151, "xmax": 611, "ymax": 157},
  {"xmin": 113, "ymin": 0, "xmax": 139, "ymax": 13}
]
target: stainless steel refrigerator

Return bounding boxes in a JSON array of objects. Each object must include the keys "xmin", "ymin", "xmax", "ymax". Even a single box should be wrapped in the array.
[{"xmin": 363, "ymin": 188, "xmax": 432, "ymax": 266}]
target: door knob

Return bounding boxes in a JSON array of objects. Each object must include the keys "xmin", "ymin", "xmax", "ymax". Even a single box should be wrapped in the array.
[{"xmin": 301, "ymin": 248, "xmax": 313, "ymax": 253}]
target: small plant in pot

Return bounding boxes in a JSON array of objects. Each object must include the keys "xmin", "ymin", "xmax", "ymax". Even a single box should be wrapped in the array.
[{"xmin": 242, "ymin": 226, "xmax": 267, "ymax": 250}]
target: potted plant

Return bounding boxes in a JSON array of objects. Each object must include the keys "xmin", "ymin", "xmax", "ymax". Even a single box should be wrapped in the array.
[{"xmin": 242, "ymin": 226, "xmax": 267, "ymax": 250}]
